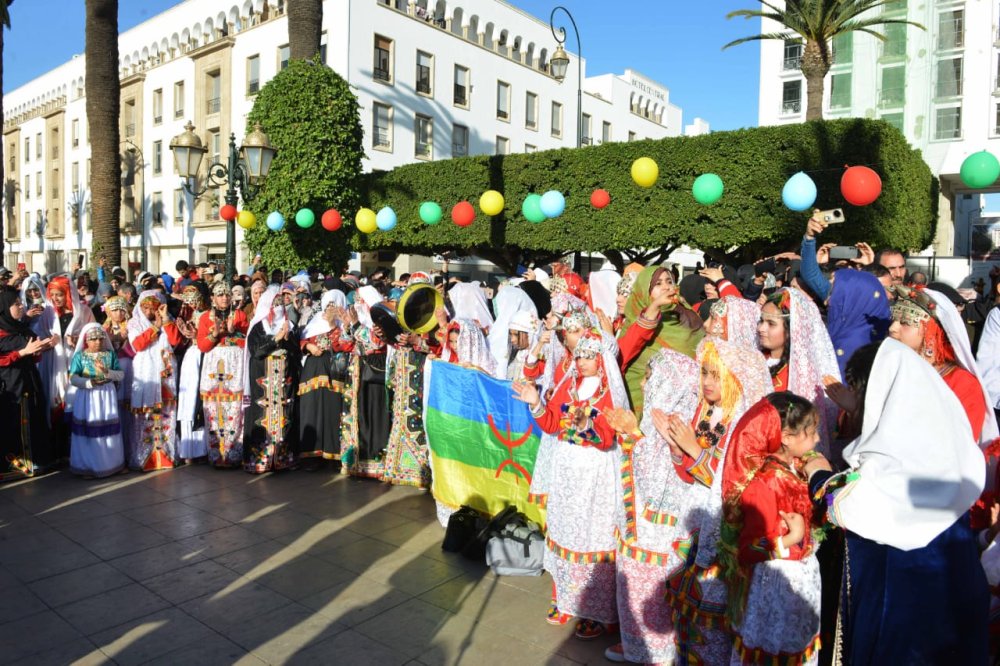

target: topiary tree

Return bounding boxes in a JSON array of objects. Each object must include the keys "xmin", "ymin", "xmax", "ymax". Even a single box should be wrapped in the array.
[{"xmin": 244, "ymin": 59, "xmax": 364, "ymax": 273}]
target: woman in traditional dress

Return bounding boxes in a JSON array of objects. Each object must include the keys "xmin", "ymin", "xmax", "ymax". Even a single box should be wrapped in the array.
[
  {"xmin": 102, "ymin": 295, "xmax": 134, "ymax": 460},
  {"xmin": 0, "ymin": 288, "xmax": 55, "ymax": 480},
  {"xmin": 176, "ymin": 285, "xmax": 208, "ymax": 463},
  {"xmin": 488, "ymin": 283, "xmax": 539, "ymax": 379},
  {"xmin": 298, "ymin": 289, "xmax": 353, "ymax": 467},
  {"xmin": 243, "ymin": 285, "xmax": 299, "ymax": 474},
  {"xmin": 824, "ymin": 270, "xmax": 891, "ymax": 377},
  {"xmin": 197, "ymin": 281, "xmax": 249, "ymax": 468},
  {"xmin": 68, "ymin": 323, "xmax": 125, "ymax": 478},
  {"xmin": 127, "ymin": 290, "xmax": 181, "ymax": 471}
]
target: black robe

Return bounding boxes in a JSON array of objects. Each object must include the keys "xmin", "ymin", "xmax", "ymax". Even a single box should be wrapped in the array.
[
  {"xmin": 297, "ymin": 334, "xmax": 350, "ymax": 460},
  {"xmin": 0, "ymin": 330, "xmax": 53, "ymax": 480},
  {"xmin": 242, "ymin": 322, "xmax": 299, "ymax": 473}
]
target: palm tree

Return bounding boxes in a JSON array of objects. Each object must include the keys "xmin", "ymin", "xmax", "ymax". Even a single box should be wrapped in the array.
[
  {"xmin": 287, "ymin": 0, "xmax": 322, "ymax": 61},
  {"xmin": 724, "ymin": 0, "xmax": 923, "ymax": 120},
  {"xmin": 0, "ymin": 1, "xmax": 13, "ymax": 254},
  {"xmin": 85, "ymin": 0, "xmax": 121, "ymax": 267}
]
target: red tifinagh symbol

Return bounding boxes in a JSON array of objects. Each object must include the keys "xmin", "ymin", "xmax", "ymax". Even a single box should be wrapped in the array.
[{"xmin": 487, "ymin": 414, "xmax": 533, "ymax": 485}]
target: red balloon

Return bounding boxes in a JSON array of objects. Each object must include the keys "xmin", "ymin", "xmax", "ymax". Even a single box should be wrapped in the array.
[
  {"xmin": 220, "ymin": 204, "xmax": 238, "ymax": 221},
  {"xmin": 840, "ymin": 166, "xmax": 882, "ymax": 206},
  {"xmin": 590, "ymin": 189, "xmax": 611, "ymax": 209},
  {"xmin": 321, "ymin": 209, "xmax": 342, "ymax": 231},
  {"xmin": 451, "ymin": 201, "xmax": 475, "ymax": 227}
]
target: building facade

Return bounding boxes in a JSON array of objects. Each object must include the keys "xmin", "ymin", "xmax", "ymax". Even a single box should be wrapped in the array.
[
  {"xmin": 757, "ymin": 0, "xmax": 996, "ymax": 257},
  {"xmin": 2, "ymin": 0, "xmax": 707, "ymax": 278}
]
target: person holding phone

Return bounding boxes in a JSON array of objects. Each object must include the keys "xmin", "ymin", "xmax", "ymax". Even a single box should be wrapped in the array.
[{"xmin": 798, "ymin": 209, "xmax": 876, "ymax": 302}]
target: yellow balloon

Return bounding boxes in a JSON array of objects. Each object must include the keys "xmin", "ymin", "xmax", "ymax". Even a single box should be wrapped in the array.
[
  {"xmin": 479, "ymin": 190, "xmax": 505, "ymax": 216},
  {"xmin": 631, "ymin": 157, "xmax": 659, "ymax": 188},
  {"xmin": 236, "ymin": 210, "xmax": 256, "ymax": 229},
  {"xmin": 356, "ymin": 207, "xmax": 377, "ymax": 233}
]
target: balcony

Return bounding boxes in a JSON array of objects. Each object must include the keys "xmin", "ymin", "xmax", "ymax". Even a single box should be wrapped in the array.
[
  {"xmin": 452, "ymin": 143, "xmax": 467, "ymax": 157},
  {"xmin": 124, "ymin": 123, "xmax": 135, "ymax": 137},
  {"xmin": 497, "ymin": 109, "xmax": 509, "ymax": 120},
  {"xmin": 782, "ymin": 100, "xmax": 802, "ymax": 115},
  {"xmin": 453, "ymin": 86, "xmax": 468, "ymax": 106},
  {"xmin": 174, "ymin": 108, "xmax": 184, "ymax": 119},
  {"xmin": 783, "ymin": 55, "xmax": 802, "ymax": 70},
  {"xmin": 153, "ymin": 115, "xmax": 162, "ymax": 125},
  {"xmin": 373, "ymin": 67, "xmax": 390, "ymax": 82},
  {"xmin": 879, "ymin": 88, "xmax": 905, "ymax": 108},
  {"xmin": 373, "ymin": 129, "xmax": 390, "ymax": 148},
  {"xmin": 206, "ymin": 97, "xmax": 221, "ymax": 114},
  {"xmin": 416, "ymin": 78, "xmax": 431, "ymax": 95},
  {"xmin": 247, "ymin": 80, "xmax": 259, "ymax": 95}
]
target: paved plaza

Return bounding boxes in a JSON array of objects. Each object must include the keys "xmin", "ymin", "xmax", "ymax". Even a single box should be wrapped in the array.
[{"xmin": 0, "ymin": 465, "xmax": 618, "ymax": 665}]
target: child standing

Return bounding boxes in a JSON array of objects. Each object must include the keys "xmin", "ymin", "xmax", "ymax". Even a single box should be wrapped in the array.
[{"xmin": 68, "ymin": 323, "xmax": 125, "ymax": 478}]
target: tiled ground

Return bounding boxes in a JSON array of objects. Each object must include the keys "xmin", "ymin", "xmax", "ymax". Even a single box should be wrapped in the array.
[{"xmin": 0, "ymin": 465, "xmax": 618, "ymax": 665}]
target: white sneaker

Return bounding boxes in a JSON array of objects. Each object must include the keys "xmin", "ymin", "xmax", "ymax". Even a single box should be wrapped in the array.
[{"xmin": 604, "ymin": 643, "xmax": 625, "ymax": 663}]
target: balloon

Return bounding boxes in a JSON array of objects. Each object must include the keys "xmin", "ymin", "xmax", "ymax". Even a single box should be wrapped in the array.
[
  {"xmin": 590, "ymin": 189, "xmax": 610, "ymax": 209},
  {"xmin": 539, "ymin": 190, "xmax": 566, "ymax": 218},
  {"xmin": 840, "ymin": 166, "xmax": 882, "ymax": 206},
  {"xmin": 479, "ymin": 190, "xmax": 505, "ymax": 216},
  {"xmin": 321, "ymin": 209, "xmax": 342, "ymax": 231},
  {"xmin": 355, "ymin": 208, "xmax": 377, "ymax": 233},
  {"xmin": 631, "ymin": 157, "xmax": 658, "ymax": 188},
  {"xmin": 265, "ymin": 211, "xmax": 284, "ymax": 231},
  {"xmin": 376, "ymin": 206, "xmax": 397, "ymax": 231},
  {"xmin": 236, "ymin": 210, "xmax": 256, "ymax": 229},
  {"xmin": 219, "ymin": 204, "xmax": 238, "ymax": 221},
  {"xmin": 960, "ymin": 151, "xmax": 1000, "ymax": 189},
  {"xmin": 781, "ymin": 172, "xmax": 817, "ymax": 212},
  {"xmin": 295, "ymin": 208, "xmax": 315, "ymax": 229},
  {"xmin": 522, "ymin": 194, "xmax": 545, "ymax": 223},
  {"xmin": 451, "ymin": 201, "xmax": 475, "ymax": 227},
  {"xmin": 692, "ymin": 173, "xmax": 724, "ymax": 205},
  {"xmin": 419, "ymin": 201, "xmax": 442, "ymax": 225}
]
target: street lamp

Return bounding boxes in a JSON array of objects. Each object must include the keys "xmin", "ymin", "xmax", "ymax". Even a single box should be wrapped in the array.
[
  {"xmin": 549, "ymin": 6, "xmax": 582, "ymax": 149},
  {"xmin": 169, "ymin": 120, "xmax": 276, "ymax": 283}
]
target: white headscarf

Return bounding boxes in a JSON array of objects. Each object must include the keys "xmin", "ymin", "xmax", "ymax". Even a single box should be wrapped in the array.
[
  {"xmin": 834, "ymin": 338, "xmax": 985, "ymax": 551},
  {"xmin": 487, "ymin": 285, "xmax": 538, "ymax": 379},
  {"xmin": 127, "ymin": 290, "xmax": 175, "ymax": 409},
  {"xmin": 441, "ymin": 318, "xmax": 497, "ymax": 374},
  {"xmin": 303, "ymin": 289, "xmax": 348, "ymax": 340},
  {"xmin": 588, "ymin": 270, "xmax": 622, "ymax": 320},
  {"xmin": 73, "ymin": 322, "xmax": 113, "ymax": 356},
  {"xmin": 448, "ymin": 282, "xmax": 494, "ymax": 330},
  {"xmin": 354, "ymin": 285, "xmax": 382, "ymax": 329},
  {"xmin": 243, "ymin": 285, "xmax": 287, "ymax": 395}
]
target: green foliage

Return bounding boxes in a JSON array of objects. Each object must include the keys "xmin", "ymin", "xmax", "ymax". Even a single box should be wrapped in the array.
[
  {"xmin": 361, "ymin": 118, "xmax": 936, "ymax": 265},
  {"xmin": 244, "ymin": 59, "xmax": 364, "ymax": 272}
]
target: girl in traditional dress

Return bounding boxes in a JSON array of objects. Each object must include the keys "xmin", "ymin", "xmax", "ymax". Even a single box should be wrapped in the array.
[
  {"xmin": 68, "ymin": 323, "xmax": 125, "ymax": 478},
  {"xmin": 824, "ymin": 270, "xmax": 891, "ymax": 377},
  {"xmin": 298, "ymin": 289, "xmax": 353, "ymax": 467},
  {"xmin": 0, "ymin": 288, "xmax": 55, "ymax": 480},
  {"xmin": 127, "ymin": 290, "xmax": 181, "ymax": 471},
  {"xmin": 102, "ymin": 296, "xmax": 134, "ymax": 460},
  {"xmin": 718, "ymin": 393, "xmax": 824, "ymax": 665},
  {"xmin": 176, "ymin": 285, "xmax": 208, "ymax": 463},
  {"xmin": 243, "ymin": 285, "xmax": 299, "ymax": 474}
]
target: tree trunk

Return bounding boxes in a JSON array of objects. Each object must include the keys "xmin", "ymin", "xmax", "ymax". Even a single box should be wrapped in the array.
[
  {"xmin": 287, "ymin": 0, "xmax": 322, "ymax": 61},
  {"xmin": 800, "ymin": 40, "xmax": 830, "ymax": 122},
  {"xmin": 85, "ymin": 0, "xmax": 121, "ymax": 268}
]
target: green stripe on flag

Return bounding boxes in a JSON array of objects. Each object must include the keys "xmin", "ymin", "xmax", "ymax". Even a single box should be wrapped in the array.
[{"xmin": 425, "ymin": 407, "xmax": 540, "ymax": 478}]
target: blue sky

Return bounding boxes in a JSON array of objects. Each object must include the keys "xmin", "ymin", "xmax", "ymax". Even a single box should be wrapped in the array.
[{"xmin": 3, "ymin": 0, "xmax": 763, "ymax": 131}]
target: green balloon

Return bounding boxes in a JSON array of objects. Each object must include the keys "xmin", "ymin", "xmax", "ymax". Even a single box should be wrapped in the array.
[
  {"xmin": 692, "ymin": 173, "xmax": 724, "ymax": 205},
  {"xmin": 419, "ymin": 201, "xmax": 442, "ymax": 225},
  {"xmin": 960, "ymin": 151, "xmax": 1000, "ymax": 189},
  {"xmin": 295, "ymin": 208, "xmax": 316, "ymax": 228},
  {"xmin": 522, "ymin": 194, "xmax": 545, "ymax": 223}
]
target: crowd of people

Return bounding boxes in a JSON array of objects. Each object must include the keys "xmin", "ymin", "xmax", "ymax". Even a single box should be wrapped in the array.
[{"xmin": 1, "ymin": 208, "xmax": 999, "ymax": 664}]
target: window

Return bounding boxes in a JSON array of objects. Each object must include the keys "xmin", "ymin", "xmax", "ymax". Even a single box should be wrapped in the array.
[
  {"xmin": 525, "ymin": 143, "xmax": 536, "ymax": 153},
  {"xmin": 8, "ymin": 144, "xmax": 14, "ymax": 172},
  {"xmin": 51, "ymin": 169, "xmax": 58, "ymax": 199},
  {"xmin": 24, "ymin": 211, "xmax": 29, "ymax": 237},
  {"xmin": 72, "ymin": 119, "xmax": 80, "ymax": 147},
  {"xmin": 152, "ymin": 89, "xmax": 163, "ymax": 124},
  {"xmin": 278, "ymin": 44, "xmax": 290, "ymax": 71},
  {"xmin": 416, "ymin": 51, "xmax": 433, "ymax": 95},
  {"xmin": 495, "ymin": 136, "xmax": 509, "ymax": 155},
  {"xmin": 174, "ymin": 188, "xmax": 185, "ymax": 221},
  {"xmin": 883, "ymin": 0, "xmax": 906, "ymax": 13},
  {"xmin": 374, "ymin": 35, "xmax": 393, "ymax": 82},
  {"xmin": 880, "ymin": 66, "xmax": 905, "ymax": 106},
  {"xmin": 935, "ymin": 106, "xmax": 961, "ymax": 140},
  {"xmin": 247, "ymin": 54, "xmax": 260, "ymax": 95},
  {"xmin": 372, "ymin": 102, "xmax": 392, "ymax": 150},
  {"xmin": 35, "ymin": 211, "xmax": 42, "ymax": 235},
  {"xmin": 938, "ymin": 9, "xmax": 964, "ymax": 50},
  {"xmin": 207, "ymin": 71, "xmax": 221, "ymax": 113},
  {"xmin": 936, "ymin": 57, "xmax": 962, "ymax": 97},
  {"xmin": 35, "ymin": 134, "xmax": 41, "ymax": 159},
  {"xmin": 496, "ymin": 81, "xmax": 510, "ymax": 120},
  {"xmin": 452, "ymin": 124, "xmax": 468, "ymax": 157},
  {"xmin": 995, "ymin": 104, "xmax": 1000, "ymax": 135},
  {"xmin": 881, "ymin": 112, "xmax": 904, "ymax": 133},
  {"xmin": 123, "ymin": 101, "xmax": 135, "ymax": 137},
  {"xmin": 883, "ymin": 23, "xmax": 907, "ymax": 58},
  {"xmin": 602, "ymin": 121, "xmax": 612, "ymax": 144},
  {"xmin": 415, "ymin": 114, "xmax": 433, "ymax": 158},
  {"xmin": 830, "ymin": 72, "xmax": 852, "ymax": 109},
  {"xmin": 71, "ymin": 162, "xmax": 79, "ymax": 190},
  {"xmin": 35, "ymin": 172, "xmax": 41, "ymax": 197},
  {"xmin": 24, "ymin": 174, "xmax": 29, "ymax": 200},
  {"xmin": 783, "ymin": 40, "xmax": 802, "ymax": 70},
  {"xmin": 174, "ymin": 81, "xmax": 185, "ymax": 118},
  {"xmin": 525, "ymin": 92, "xmax": 538, "ymax": 129},
  {"xmin": 628, "ymin": 130, "xmax": 636, "ymax": 142},
  {"xmin": 151, "ymin": 192, "xmax": 164, "ymax": 226},
  {"xmin": 50, "ymin": 129, "xmax": 59, "ymax": 159},
  {"xmin": 582, "ymin": 114, "xmax": 592, "ymax": 144},
  {"xmin": 24, "ymin": 137, "xmax": 29, "ymax": 161},
  {"xmin": 453, "ymin": 65, "xmax": 469, "ymax": 107},
  {"xmin": 832, "ymin": 33, "xmax": 852, "ymax": 64},
  {"xmin": 153, "ymin": 140, "xmax": 162, "ymax": 175},
  {"xmin": 781, "ymin": 80, "xmax": 802, "ymax": 114},
  {"xmin": 208, "ymin": 131, "xmax": 221, "ymax": 165},
  {"xmin": 551, "ymin": 101, "xmax": 563, "ymax": 137}
]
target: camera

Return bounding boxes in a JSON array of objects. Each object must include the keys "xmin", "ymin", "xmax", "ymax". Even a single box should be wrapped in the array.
[{"xmin": 817, "ymin": 208, "xmax": 845, "ymax": 224}]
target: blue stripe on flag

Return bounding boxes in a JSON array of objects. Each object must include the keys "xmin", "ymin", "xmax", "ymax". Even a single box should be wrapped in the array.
[{"xmin": 425, "ymin": 360, "xmax": 535, "ymax": 433}]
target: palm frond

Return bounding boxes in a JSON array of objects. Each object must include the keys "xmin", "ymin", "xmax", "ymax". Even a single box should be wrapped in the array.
[
  {"xmin": 722, "ymin": 32, "xmax": 796, "ymax": 50},
  {"xmin": 836, "ymin": 16, "xmax": 925, "ymax": 35}
]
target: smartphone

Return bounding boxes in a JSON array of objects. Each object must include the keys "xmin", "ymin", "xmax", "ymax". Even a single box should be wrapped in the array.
[
  {"xmin": 77, "ymin": 253, "xmax": 85, "ymax": 266},
  {"xmin": 754, "ymin": 258, "xmax": 777, "ymax": 277},
  {"xmin": 829, "ymin": 245, "xmax": 861, "ymax": 261},
  {"xmin": 817, "ymin": 208, "xmax": 845, "ymax": 224}
]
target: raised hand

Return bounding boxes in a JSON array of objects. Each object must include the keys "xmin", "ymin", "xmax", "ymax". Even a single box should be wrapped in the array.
[{"xmin": 511, "ymin": 379, "xmax": 540, "ymax": 410}]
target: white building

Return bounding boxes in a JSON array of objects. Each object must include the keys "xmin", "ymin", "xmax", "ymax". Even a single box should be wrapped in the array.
[
  {"xmin": 2, "ymin": 0, "xmax": 707, "ymax": 278},
  {"xmin": 756, "ymin": 0, "xmax": 996, "ymax": 257}
]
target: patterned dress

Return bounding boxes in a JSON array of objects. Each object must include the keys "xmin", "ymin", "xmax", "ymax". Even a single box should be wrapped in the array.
[
  {"xmin": 242, "ymin": 321, "xmax": 298, "ymax": 473},
  {"xmin": 341, "ymin": 325, "xmax": 390, "ymax": 478},
  {"xmin": 197, "ymin": 309, "xmax": 248, "ymax": 468},
  {"xmin": 380, "ymin": 343, "xmax": 433, "ymax": 487}
]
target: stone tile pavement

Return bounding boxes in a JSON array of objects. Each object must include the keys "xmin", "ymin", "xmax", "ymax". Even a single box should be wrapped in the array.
[{"xmin": 0, "ymin": 465, "xmax": 619, "ymax": 665}]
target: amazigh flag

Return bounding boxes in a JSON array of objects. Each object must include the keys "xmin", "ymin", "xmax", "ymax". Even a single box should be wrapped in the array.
[{"xmin": 424, "ymin": 359, "xmax": 546, "ymax": 526}]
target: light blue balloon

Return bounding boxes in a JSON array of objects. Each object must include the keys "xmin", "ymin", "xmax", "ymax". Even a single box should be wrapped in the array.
[
  {"xmin": 376, "ymin": 206, "xmax": 397, "ymax": 231},
  {"xmin": 266, "ymin": 211, "xmax": 285, "ymax": 231},
  {"xmin": 781, "ymin": 172, "xmax": 817, "ymax": 212},
  {"xmin": 539, "ymin": 190, "xmax": 566, "ymax": 218}
]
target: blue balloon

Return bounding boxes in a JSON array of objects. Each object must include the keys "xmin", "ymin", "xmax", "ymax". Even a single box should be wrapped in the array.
[
  {"xmin": 266, "ymin": 211, "xmax": 285, "ymax": 231},
  {"xmin": 539, "ymin": 190, "xmax": 566, "ymax": 218},
  {"xmin": 376, "ymin": 206, "xmax": 397, "ymax": 231},
  {"xmin": 782, "ymin": 172, "xmax": 817, "ymax": 212}
]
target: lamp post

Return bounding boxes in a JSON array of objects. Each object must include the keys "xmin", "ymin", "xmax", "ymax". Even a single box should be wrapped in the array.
[
  {"xmin": 548, "ymin": 6, "xmax": 581, "ymax": 149},
  {"xmin": 169, "ymin": 121, "xmax": 276, "ymax": 284}
]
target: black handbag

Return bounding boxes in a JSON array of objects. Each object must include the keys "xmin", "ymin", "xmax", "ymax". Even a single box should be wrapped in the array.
[
  {"xmin": 461, "ymin": 505, "xmax": 519, "ymax": 562},
  {"xmin": 442, "ymin": 505, "xmax": 486, "ymax": 553}
]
